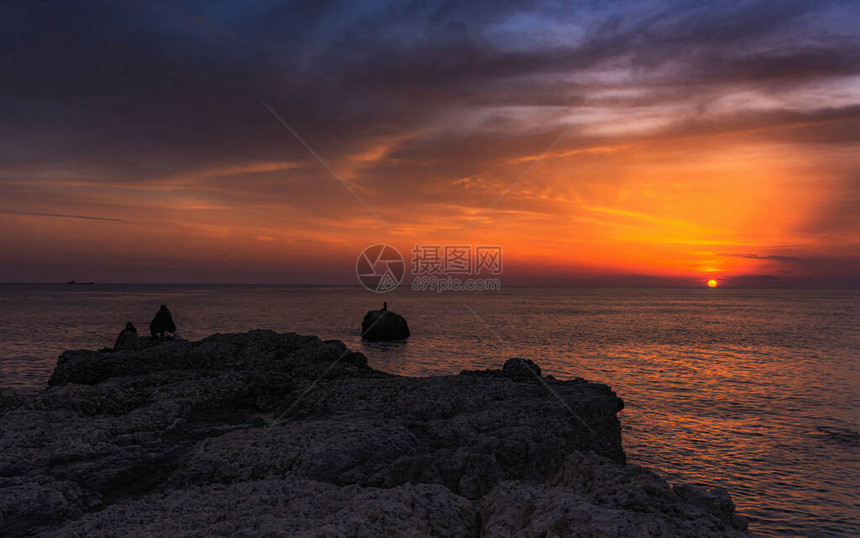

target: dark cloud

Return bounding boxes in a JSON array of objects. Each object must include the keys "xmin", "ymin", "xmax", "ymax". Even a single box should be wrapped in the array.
[
  {"xmin": 726, "ymin": 272, "xmax": 860, "ymax": 288},
  {"xmin": 720, "ymin": 253, "xmax": 815, "ymax": 263},
  {"xmin": 719, "ymin": 251, "xmax": 860, "ymax": 282},
  {"xmin": 3, "ymin": 0, "xmax": 858, "ymax": 177},
  {"xmin": 1, "ymin": 0, "xmax": 858, "ymax": 284},
  {"xmin": 0, "ymin": 210, "xmax": 130, "ymax": 223}
]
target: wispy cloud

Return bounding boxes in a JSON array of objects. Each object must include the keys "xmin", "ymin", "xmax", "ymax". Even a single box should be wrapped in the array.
[
  {"xmin": 0, "ymin": 210, "xmax": 130, "ymax": 223},
  {"xmin": 719, "ymin": 253, "xmax": 814, "ymax": 263}
]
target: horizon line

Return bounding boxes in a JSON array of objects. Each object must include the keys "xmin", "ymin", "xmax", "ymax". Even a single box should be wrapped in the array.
[{"xmin": 1, "ymin": 282, "xmax": 858, "ymax": 290}]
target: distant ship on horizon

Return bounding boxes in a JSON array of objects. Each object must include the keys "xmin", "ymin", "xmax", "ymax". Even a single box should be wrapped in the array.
[{"xmin": 66, "ymin": 280, "xmax": 95, "ymax": 285}]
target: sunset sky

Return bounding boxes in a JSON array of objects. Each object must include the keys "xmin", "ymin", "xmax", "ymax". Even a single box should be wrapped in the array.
[{"xmin": 1, "ymin": 0, "xmax": 858, "ymax": 286}]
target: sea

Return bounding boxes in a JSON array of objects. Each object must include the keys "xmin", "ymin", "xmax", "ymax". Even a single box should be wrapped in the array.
[{"xmin": 0, "ymin": 284, "xmax": 857, "ymax": 537}]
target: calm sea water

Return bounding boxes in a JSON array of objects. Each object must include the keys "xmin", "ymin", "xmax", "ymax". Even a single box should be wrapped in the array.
[{"xmin": 0, "ymin": 284, "xmax": 857, "ymax": 537}]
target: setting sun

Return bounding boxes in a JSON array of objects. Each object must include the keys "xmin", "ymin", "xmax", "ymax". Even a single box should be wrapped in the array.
[{"xmin": 707, "ymin": 279, "xmax": 719, "ymax": 288}]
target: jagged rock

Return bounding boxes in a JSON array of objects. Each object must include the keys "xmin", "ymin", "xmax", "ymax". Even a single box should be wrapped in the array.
[
  {"xmin": 0, "ymin": 477, "xmax": 91, "ymax": 536},
  {"xmin": 0, "ymin": 390, "xmax": 21, "ymax": 412},
  {"xmin": 165, "ymin": 373, "xmax": 626, "ymax": 498},
  {"xmin": 361, "ymin": 308, "xmax": 410, "ymax": 341},
  {"xmin": 41, "ymin": 480, "xmax": 479, "ymax": 537},
  {"xmin": 674, "ymin": 483, "xmax": 749, "ymax": 531},
  {"xmin": 0, "ymin": 331, "xmax": 750, "ymax": 537},
  {"xmin": 502, "ymin": 357, "xmax": 542, "ymax": 380},
  {"xmin": 481, "ymin": 452, "xmax": 750, "ymax": 537},
  {"xmin": 48, "ymin": 330, "xmax": 374, "ymax": 387}
]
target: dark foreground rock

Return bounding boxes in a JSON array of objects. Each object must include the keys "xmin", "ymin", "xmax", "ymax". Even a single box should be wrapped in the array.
[
  {"xmin": 0, "ymin": 331, "xmax": 750, "ymax": 537},
  {"xmin": 361, "ymin": 308, "xmax": 410, "ymax": 341}
]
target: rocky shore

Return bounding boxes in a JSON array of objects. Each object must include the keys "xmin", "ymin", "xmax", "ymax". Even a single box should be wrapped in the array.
[{"xmin": 0, "ymin": 331, "xmax": 751, "ymax": 536}]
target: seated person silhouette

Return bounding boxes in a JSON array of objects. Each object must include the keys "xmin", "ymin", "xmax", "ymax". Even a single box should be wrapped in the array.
[
  {"xmin": 149, "ymin": 304, "xmax": 177, "ymax": 339},
  {"xmin": 114, "ymin": 322, "xmax": 140, "ymax": 351}
]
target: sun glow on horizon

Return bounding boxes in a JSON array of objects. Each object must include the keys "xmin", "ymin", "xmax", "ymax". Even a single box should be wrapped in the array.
[{"xmin": 707, "ymin": 279, "xmax": 719, "ymax": 288}]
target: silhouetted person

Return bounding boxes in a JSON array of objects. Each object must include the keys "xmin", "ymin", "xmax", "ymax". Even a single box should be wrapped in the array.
[
  {"xmin": 149, "ymin": 304, "xmax": 176, "ymax": 339},
  {"xmin": 383, "ymin": 301, "xmax": 387, "ymax": 311},
  {"xmin": 114, "ymin": 322, "xmax": 140, "ymax": 351}
]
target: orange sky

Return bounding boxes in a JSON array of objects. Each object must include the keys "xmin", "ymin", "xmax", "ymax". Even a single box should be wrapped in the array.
[{"xmin": 1, "ymin": 1, "xmax": 858, "ymax": 286}]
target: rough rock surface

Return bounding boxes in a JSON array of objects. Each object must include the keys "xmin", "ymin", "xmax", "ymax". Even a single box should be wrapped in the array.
[
  {"xmin": 482, "ymin": 452, "xmax": 749, "ymax": 537},
  {"xmin": 501, "ymin": 357, "xmax": 542, "ymax": 380},
  {"xmin": 0, "ymin": 330, "xmax": 751, "ymax": 537},
  {"xmin": 361, "ymin": 308, "xmax": 410, "ymax": 341}
]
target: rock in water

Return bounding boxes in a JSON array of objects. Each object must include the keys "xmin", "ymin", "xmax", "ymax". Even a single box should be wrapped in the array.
[
  {"xmin": 0, "ymin": 331, "xmax": 752, "ymax": 537},
  {"xmin": 361, "ymin": 308, "xmax": 410, "ymax": 341},
  {"xmin": 502, "ymin": 357, "xmax": 541, "ymax": 379}
]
